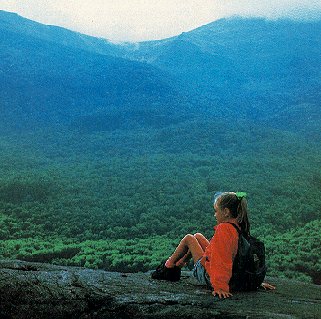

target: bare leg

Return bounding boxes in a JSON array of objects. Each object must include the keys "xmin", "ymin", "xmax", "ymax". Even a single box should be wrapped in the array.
[
  {"xmin": 194, "ymin": 233, "xmax": 210, "ymax": 250},
  {"xmin": 166, "ymin": 234, "xmax": 206, "ymax": 268},
  {"xmin": 175, "ymin": 250, "xmax": 191, "ymax": 267},
  {"xmin": 174, "ymin": 233, "xmax": 210, "ymax": 267}
]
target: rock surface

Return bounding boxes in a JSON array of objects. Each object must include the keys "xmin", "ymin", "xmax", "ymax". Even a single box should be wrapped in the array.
[{"xmin": 0, "ymin": 260, "xmax": 320, "ymax": 319}]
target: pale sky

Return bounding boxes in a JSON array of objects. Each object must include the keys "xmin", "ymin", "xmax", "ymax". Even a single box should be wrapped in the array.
[{"xmin": 1, "ymin": 0, "xmax": 321, "ymax": 42}]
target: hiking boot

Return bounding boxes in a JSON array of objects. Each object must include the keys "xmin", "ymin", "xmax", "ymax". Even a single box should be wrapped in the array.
[{"xmin": 151, "ymin": 261, "xmax": 181, "ymax": 282}]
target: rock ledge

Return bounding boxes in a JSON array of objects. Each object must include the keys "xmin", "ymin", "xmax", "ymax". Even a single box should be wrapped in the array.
[{"xmin": 0, "ymin": 260, "xmax": 320, "ymax": 318}]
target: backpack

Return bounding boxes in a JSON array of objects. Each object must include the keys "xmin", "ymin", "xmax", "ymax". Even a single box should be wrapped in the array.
[{"xmin": 228, "ymin": 223, "xmax": 267, "ymax": 291}]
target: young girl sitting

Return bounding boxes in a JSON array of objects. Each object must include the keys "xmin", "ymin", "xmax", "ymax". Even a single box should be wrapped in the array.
[{"xmin": 152, "ymin": 191, "xmax": 275, "ymax": 298}]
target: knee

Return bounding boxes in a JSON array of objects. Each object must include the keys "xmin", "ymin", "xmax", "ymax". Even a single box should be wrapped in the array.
[
  {"xmin": 193, "ymin": 233, "xmax": 203, "ymax": 240},
  {"xmin": 182, "ymin": 234, "xmax": 195, "ymax": 244}
]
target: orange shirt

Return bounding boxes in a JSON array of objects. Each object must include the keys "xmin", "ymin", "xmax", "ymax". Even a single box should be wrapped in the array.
[{"xmin": 203, "ymin": 221, "xmax": 239, "ymax": 292}]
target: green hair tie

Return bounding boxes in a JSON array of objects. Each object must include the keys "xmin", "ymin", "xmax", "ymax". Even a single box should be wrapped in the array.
[{"xmin": 236, "ymin": 192, "xmax": 247, "ymax": 200}]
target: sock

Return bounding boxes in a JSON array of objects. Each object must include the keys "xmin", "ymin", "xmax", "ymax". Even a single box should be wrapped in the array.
[{"xmin": 165, "ymin": 258, "xmax": 175, "ymax": 268}]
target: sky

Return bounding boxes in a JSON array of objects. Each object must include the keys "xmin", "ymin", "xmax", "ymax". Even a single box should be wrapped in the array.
[{"xmin": 1, "ymin": 0, "xmax": 321, "ymax": 42}]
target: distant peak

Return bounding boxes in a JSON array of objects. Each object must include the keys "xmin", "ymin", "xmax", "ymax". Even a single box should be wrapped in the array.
[{"xmin": 0, "ymin": 10, "xmax": 22, "ymax": 19}]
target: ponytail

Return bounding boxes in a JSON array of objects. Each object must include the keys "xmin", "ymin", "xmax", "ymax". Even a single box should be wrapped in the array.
[
  {"xmin": 214, "ymin": 192, "xmax": 251, "ymax": 237},
  {"xmin": 236, "ymin": 196, "xmax": 250, "ymax": 237}
]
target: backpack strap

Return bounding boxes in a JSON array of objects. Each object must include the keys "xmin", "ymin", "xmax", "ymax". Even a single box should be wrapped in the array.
[
  {"xmin": 226, "ymin": 222, "xmax": 241, "ymax": 234},
  {"xmin": 227, "ymin": 222, "xmax": 251, "ymax": 241}
]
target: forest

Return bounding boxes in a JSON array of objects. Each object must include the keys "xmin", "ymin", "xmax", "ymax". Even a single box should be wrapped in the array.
[{"xmin": 0, "ymin": 118, "xmax": 320, "ymax": 284}]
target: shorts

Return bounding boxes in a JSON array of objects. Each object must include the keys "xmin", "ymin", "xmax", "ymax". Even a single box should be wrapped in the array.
[{"xmin": 192, "ymin": 258, "xmax": 212, "ymax": 289}]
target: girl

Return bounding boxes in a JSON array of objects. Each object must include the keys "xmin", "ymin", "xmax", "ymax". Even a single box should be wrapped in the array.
[{"xmin": 152, "ymin": 191, "xmax": 275, "ymax": 298}]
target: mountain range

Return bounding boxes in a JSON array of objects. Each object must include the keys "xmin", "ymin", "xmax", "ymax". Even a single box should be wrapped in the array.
[{"xmin": 1, "ymin": 10, "xmax": 320, "ymax": 136}]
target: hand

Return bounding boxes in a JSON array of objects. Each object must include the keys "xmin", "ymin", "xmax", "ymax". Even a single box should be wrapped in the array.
[
  {"xmin": 212, "ymin": 289, "xmax": 233, "ymax": 299},
  {"xmin": 261, "ymin": 282, "xmax": 276, "ymax": 290}
]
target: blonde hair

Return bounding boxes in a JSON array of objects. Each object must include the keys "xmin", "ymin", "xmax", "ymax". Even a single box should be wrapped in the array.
[{"xmin": 214, "ymin": 192, "xmax": 250, "ymax": 237}]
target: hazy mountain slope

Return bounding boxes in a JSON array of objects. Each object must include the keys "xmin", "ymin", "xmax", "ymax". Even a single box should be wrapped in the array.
[
  {"xmin": 120, "ymin": 18, "xmax": 321, "ymax": 128},
  {"xmin": 1, "ymin": 11, "xmax": 320, "ymax": 136},
  {"xmin": 186, "ymin": 18, "xmax": 321, "ymax": 106},
  {"xmin": 0, "ymin": 11, "xmax": 190, "ymax": 132}
]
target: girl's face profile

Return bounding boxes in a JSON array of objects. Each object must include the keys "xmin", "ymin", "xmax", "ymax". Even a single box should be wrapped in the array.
[{"xmin": 214, "ymin": 200, "xmax": 225, "ymax": 224}]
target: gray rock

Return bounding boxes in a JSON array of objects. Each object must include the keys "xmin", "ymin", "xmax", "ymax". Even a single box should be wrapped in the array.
[{"xmin": 0, "ymin": 260, "xmax": 320, "ymax": 318}]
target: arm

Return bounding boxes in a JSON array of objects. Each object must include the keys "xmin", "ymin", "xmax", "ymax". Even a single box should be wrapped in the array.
[{"xmin": 205, "ymin": 224, "xmax": 238, "ymax": 298}]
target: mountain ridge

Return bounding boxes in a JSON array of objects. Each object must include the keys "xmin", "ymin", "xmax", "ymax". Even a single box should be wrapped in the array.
[
  {"xmin": 0, "ymin": 10, "xmax": 119, "ymax": 56},
  {"xmin": 0, "ymin": 10, "xmax": 320, "ymax": 135},
  {"xmin": 0, "ymin": 10, "xmax": 194, "ymax": 132},
  {"xmin": 117, "ymin": 17, "xmax": 321, "ymax": 124}
]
